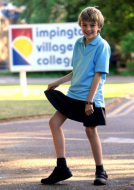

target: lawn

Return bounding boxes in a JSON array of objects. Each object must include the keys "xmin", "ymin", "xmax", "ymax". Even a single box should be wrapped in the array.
[{"xmin": 0, "ymin": 83, "xmax": 134, "ymax": 119}]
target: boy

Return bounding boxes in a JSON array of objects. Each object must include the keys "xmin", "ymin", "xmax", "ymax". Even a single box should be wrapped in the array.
[{"xmin": 41, "ymin": 7, "xmax": 111, "ymax": 186}]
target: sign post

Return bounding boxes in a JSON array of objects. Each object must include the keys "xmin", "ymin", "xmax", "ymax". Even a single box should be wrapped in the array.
[{"xmin": 20, "ymin": 71, "xmax": 27, "ymax": 97}]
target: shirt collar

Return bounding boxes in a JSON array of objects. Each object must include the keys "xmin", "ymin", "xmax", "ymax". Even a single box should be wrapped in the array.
[{"xmin": 79, "ymin": 33, "xmax": 101, "ymax": 46}]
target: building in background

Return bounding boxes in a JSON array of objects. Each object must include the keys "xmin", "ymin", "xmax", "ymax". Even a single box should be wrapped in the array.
[{"xmin": 0, "ymin": 0, "xmax": 25, "ymax": 70}]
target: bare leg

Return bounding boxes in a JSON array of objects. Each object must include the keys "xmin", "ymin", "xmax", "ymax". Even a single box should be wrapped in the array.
[
  {"xmin": 41, "ymin": 111, "xmax": 72, "ymax": 184},
  {"xmin": 49, "ymin": 111, "xmax": 67, "ymax": 158},
  {"xmin": 85, "ymin": 127, "xmax": 102, "ymax": 165},
  {"xmin": 85, "ymin": 127, "xmax": 108, "ymax": 186}
]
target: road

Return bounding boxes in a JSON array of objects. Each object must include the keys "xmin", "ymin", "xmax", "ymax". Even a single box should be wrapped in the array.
[
  {"xmin": 0, "ymin": 75, "xmax": 134, "ymax": 84},
  {"xmin": 0, "ymin": 98, "xmax": 134, "ymax": 190}
]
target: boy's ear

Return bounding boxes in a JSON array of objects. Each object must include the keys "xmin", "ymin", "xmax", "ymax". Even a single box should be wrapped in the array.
[{"xmin": 98, "ymin": 27, "xmax": 102, "ymax": 33}]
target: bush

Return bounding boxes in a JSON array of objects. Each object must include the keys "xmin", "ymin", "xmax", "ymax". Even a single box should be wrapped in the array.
[
  {"xmin": 126, "ymin": 61, "xmax": 134, "ymax": 67},
  {"xmin": 122, "ymin": 32, "xmax": 134, "ymax": 55},
  {"xmin": 109, "ymin": 64, "xmax": 119, "ymax": 75},
  {"xmin": 119, "ymin": 70, "xmax": 134, "ymax": 76},
  {"xmin": 0, "ymin": 71, "xmax": 71, "ymax": 78}
]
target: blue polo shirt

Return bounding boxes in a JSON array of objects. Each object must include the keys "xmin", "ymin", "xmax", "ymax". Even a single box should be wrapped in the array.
[{"xmin": 66, "ymin": 33, "xmax": 111, "ymax": 107}]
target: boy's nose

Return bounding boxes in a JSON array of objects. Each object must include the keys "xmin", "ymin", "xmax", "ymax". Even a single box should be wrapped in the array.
[{"xmin": 86, "ymin": 26, "xmax": 91, "ymax": 30}]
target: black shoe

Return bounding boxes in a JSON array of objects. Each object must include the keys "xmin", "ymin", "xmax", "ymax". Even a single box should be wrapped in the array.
[
  {"xmin": 41, "ymin": 167, "xmax": 72, "ymax": 184},
  {"xmin": 94, "ymin": 170, "xmax": 108, "ymax": 185}
]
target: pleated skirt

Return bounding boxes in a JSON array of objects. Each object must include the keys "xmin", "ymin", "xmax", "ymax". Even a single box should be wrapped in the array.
[{"xmin": 44, "ymin": 89, "xmax": 106, "ymax": 127}]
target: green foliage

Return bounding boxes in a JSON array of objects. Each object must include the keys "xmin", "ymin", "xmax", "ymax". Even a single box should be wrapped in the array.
[
  {"xmin": 122, "ymin": 32, "xmax": 134, "ymax": 54},
  {"xmin": 109, "ymin": 64, "xmax": 119, "ymax": 75},
  {"xmin": 64, "ymin": 0, "xmax": 134, "ymax": 43},
  {"xmin": 63, "ymin": 0, "xmax": 88, "ymax": 22},
  {"xmin": 9, "ymin": 0, "xmax": 65, "ymax": 23},
  {"xmin": 26, "ymin": 71, "xmax": 70, "ymax": 78},
  {"xmin": 119, "ymin": 70, "xmax": 134, "ymax": 76},
  {"xmin": 0, "ymin": 71, "xmax": 71, "ymax": 78},
  {"xmin": 93, "ymin": 0, "xmax": 134, "ymax": 43},
  {"xmin": 126, "ymin": 61, "xmax": 134, "ymax": 67}
]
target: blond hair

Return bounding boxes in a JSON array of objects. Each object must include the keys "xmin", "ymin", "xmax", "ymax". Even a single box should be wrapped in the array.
[{"xmin": 78, "ymin": 7, "xmax": 104, "ymax": 28}]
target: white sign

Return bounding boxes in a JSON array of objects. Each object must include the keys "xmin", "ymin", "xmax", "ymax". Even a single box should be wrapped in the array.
[{"xmin": 9, "ymin": 23, "xmax": 83, "ymax": 72}]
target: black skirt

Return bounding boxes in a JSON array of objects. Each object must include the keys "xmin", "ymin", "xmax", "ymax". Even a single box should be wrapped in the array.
[{"xmin": 44, "ymin": 89, "xmax": 106, "ymax": 127}]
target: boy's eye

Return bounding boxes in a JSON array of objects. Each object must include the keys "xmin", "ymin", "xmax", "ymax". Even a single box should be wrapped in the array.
[{"xmin": 91, "ymin": 25, "xmax": 95, "ymax": 27}]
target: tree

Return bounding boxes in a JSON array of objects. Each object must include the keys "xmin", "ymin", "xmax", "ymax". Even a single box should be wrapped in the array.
[
  {"xmin": 63, "ymin": 0, "xmax": 134, "ymax": 43},
  {"xmin": 122, "ymin": 32, "xmax": 134, "ymax": 54},
  {"xmin": 9, "ymin": 0, "xmax": 65, "ymax": 23}
]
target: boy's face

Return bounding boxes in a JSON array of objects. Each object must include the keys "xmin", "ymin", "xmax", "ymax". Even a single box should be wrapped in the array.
[{"xmin": 80, "ymin": 20, "xmax": 101, "ymax": 43}]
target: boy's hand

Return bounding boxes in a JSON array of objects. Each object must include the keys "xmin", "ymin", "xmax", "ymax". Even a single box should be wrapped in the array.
[
  {"xmin": 47, "ymin": 82, "xmax": 59, "ymax": 90},
  {"xmin": 85, "ymin": 104, "xmax": 94, "ymax": 116}
]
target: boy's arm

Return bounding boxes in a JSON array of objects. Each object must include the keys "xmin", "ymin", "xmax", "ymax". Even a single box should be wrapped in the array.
[
  {"xmin": 85, "ymin": 72, "xmax": 102, "ymax": 116},
  {"xmin": 47, "ymin": 71, "xmax": 73, "ymax": 90},
  {"xmin": 55, "ymin": 71, "xmax": 73, "ymax": 85}
]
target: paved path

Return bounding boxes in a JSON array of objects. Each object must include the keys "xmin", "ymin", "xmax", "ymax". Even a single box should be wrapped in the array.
[
  {"xmin": 0, "ymin": 76, "xmax": 134, "ymax": 84},
  {"xmin": 0, "ymin": 98, "xmax": 134, "ymax": 190}
]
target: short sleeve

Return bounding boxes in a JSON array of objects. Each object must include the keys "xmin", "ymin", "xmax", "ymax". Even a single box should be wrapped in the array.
[{"xmin": 94, "ymin": 42, "xmax": 111, "ymax": 74}]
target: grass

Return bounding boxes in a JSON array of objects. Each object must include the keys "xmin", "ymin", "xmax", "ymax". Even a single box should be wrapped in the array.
[
  {"xmin": 0, "ymin": 83, "xmax": 134, "ymax": 119},
  {"xmin": 0, "ymin": 100, "xmax": 55, "ymax": 119}
]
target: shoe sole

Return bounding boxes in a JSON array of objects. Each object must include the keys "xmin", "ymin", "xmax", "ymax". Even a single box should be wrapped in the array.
[
  {"xmin": 94, "ymin": 178, "xmax": 107, "ymax": 185},
  {"xmin": 54, "ymin": 173, "xmax": 73, "ymax": 183},
  {"xmin": 41, "ymin": 173, "xmax": 73, "ymax": 184}
]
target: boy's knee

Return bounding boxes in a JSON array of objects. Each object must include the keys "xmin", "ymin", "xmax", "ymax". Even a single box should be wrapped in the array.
[
  {"xmin": 85, "ymin": 127, "xmax": 96, "ymax": 137},
  {"xmin": 49, "ymin": 117, "xmax": 55, "ymax": 128},
  {"xmin": 49, "ymin": 117, "xmax": 61, "ymax": 129}
]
